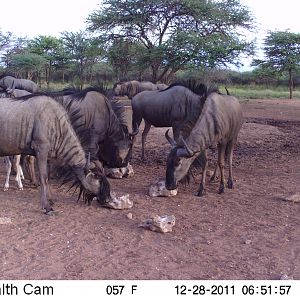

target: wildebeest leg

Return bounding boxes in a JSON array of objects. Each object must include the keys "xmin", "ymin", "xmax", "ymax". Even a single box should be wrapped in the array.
[
  {"xmin": 26, "ymin": 155, "xmax": 38, "ymax": 186},
  {"xmin": 217, "ymin": 143, "xmax": 226, "ymax": 194},
  {"xmin": 197, "ymin": 151, "xmax": 208, "ymax": 196},
  {"xmin": 210, "ymin": 164, "xmax": 218, "ymax": 182},
  {"xmin": 141, "ymin": 121, "xmax": 151, "ymax": 160},
  {"xmin": 226, "ymin": 140, "xmax": 235, "ymax": 189},
  {"xmin": 34, "ymin": 145, "xmax": 52, "ymax": 213},
  {"xmin": 14, "ymin": 155, "xmax": 24, "ymax": 190},
  {"xmin": 3, "ymin": 156, "xmax": 12, "ymax": 191}
]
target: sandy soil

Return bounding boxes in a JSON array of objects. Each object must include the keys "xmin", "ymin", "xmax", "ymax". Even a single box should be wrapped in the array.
[{"xmin": 0, "ymin": 99, "xmax": 299, "ymax": 280}]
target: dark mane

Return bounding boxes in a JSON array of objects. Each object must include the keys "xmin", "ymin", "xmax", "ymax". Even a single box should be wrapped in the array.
[
  {"xmin": 0, "ymin": 73, "xmax": 16, "ymax": 80},
  {"xmin": 110, "ymin": 99, "xmax": 129, "ymax": 133},
  {"xmin": 60, "ymin": 86, "xmax": 109, "ymax": 101},
  {"xmin": 164, "ymin": 79, "xmax": 220, "ymax": 97}
]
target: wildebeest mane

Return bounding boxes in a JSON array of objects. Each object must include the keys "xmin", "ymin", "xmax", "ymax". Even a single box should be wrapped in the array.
[
  {"xmin": 110, "ymin": 99, "xmax": 129, "ymax": 134},
  {"xmin": 0, "ymin": 73, "xmax": 16, "ymax": 80}
]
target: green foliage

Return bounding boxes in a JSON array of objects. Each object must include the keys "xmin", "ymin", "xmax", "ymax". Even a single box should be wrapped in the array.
[
  {"xmin": 9, "ymin": 52, "xmax": 47, "ymax": 76},
  {"xmin": 87, "ymin": 0, "xmax": 255, "ymax": 82},
  {"xmin": 252, "ymin": 30, "xmax": 300, "ymax": 98}
]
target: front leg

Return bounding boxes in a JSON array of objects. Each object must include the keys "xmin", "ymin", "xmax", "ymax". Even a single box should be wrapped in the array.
[{"xmin": 33, "ymin": 143, "xmax": 52, "ymax": 213}]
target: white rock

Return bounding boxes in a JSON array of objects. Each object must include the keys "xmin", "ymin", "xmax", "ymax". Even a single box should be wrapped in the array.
[
  {"xmin": 282, "ymin": 193, "xmax": 300, "ymax": 203},
  {"xmin": 139, "ymin": 215, "xmax": 176, "ymax": 233},
  {"xmin": 104, "ymin": 193, "xmax": 133, "ymax": 209},
  {"xmin": 0, "ymin": 217, "xmax": 12, "ymax": 225},
  {"xmin": 105, "ymin": 163, "xmax": 134, "ymax": 179},
  {"xmin": 149, "ymin": 178, "xmax": 178, "ymax": 197}
]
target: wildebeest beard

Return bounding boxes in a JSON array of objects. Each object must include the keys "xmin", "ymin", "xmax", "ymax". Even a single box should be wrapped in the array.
[
  {"xmin": 53, "ymin": 165, "xmax": 111, "ymax": 206},
  {"xmin": 78, "ymin": 173, "xmax": 111, "ymax": 205}
]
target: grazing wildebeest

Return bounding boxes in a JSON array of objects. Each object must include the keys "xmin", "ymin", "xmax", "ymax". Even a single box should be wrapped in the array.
[
  {"xmin": 114, "ymin": 80, "xmax": 168, "ymax": 99},
  {"xmin": 131, "ymin": 82, "xmax": 208, "ymax": 160},
  {"xmin": 0, "ymin": 75, "xmax": 38, "ymax": 93},
  {"xmin": 0, "ymin": 95, "xmax": 111, "ymax": 213},
  {"xmin": 165, "ymin": 89, "xmax": 243, "ymax": 196},
  {"xmin": 50, "ymin": 88, "xmax": 136, "ymax": 169}
]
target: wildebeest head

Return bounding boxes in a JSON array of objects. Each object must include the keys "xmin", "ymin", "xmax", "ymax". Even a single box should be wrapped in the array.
[
  {"xmin": 81, "ymin": 169, "xmax": 111, "ymax": 205},
  {"xmin": 99, "ymin": 127, "xmax": 138, "ymax": 168},
  {"xmin": 165, "ymin": 130, "xmax": 196, "ymax": 190}
]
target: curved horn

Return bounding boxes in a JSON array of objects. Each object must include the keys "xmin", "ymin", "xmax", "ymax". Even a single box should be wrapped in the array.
[
  {"xmin": 176, "ymin": 138, "xmax": 194, "ymax": 157},
  {"xmin": 165, "ymin": 129, "xmax": 177, "ymax": 147},
  {"xmin": 86, "ymin": 152, "xmax": 91, "ymax": 169},
  {"xmin": 130, "ymin": 128, "xmax": 139, "ymax": 137}
]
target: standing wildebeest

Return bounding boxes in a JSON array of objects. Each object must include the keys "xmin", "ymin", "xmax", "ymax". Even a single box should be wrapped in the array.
[
  {"xmin": 51, "ymin": 88, "xmax": 136, "ymax": 169},
  {"xmin": 131, "ymin": 82, "xmax": 208, "ymax": 160},
  {"xmin": 0, "ymin": 95, "xmax": 110, "ymax": 213},
  {"xmin": 0, "ymin": 90, "xmax": 29, "ymax": 190},
  {"xmin": 114, "ymin": 80, "xmax": 168, "ymax": 99},
  {"xmin": 165, "ymin": 90, "xmax": 243, "ymax": 196},
  {"xmin": 0, "ymin": 75, "xmax": 38, "ymax": 93}
]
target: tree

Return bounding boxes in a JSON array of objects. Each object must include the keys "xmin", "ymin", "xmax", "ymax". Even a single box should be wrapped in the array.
[
  {"xmin": 9, "ymin": 52, "xmax": 46, "ymax": 80},
  {"xmin": 28, "ymin": 35, "xmax": 66, "ymax": 87},
  {"xmin": 252, "ymin": 31, "xmax": 300, "ymax": 99},
  {"xmin": 61, "ymin": 31, "xmax": 103, "ymax": 89},
  {"xmin": 0, "ymin": 29, "xmax": 12, "ymax": 51},
  {"xmin": 87, "ymin": 0, "xmax": 255, "ymax": 82}
]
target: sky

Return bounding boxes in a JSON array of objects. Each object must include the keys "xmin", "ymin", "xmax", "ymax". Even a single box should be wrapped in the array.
[{"xmin": 0, "ymin": 0, "xmax": 299, "ymax": 70}]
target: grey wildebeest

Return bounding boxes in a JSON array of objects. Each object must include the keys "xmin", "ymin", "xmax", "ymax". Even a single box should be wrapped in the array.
[
  {"xmin": 50, "ymin": 88, "xmax": 136, "ymax": 169},
  {"xmin": 0, "ymin": 75, "xmax": 38, "ymax": 93},
  {"xmin": 0, "ymin": 95, "xmax": 111, "ymax": 213},
  {"xmin": 165, "ymin": 89, "xmax": 243, "ymax": 196},
  {"xmin": 114, "ymin": 80, "xmax": 168, "ymax": 99},
  {"xmin": 131, "ymin": 82, "xmax": 208, "ymax": 160},
  {"xmin": 0, "ymin": 90, "xmax": 30, "ymax": 190}
]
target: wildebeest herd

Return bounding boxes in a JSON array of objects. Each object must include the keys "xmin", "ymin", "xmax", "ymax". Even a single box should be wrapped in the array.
[{"xmin": 0, "ymin": 75, "xmax": 243, "ymax": 215}]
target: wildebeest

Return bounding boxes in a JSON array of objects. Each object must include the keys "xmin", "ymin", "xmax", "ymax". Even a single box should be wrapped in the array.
[
  {"xmin": 50, "ymin": 88, "xmax": 136, "ymax": 169},
  {"xmin": 114, "ymin": 80, "xmax": 168, "ymax": 99},
  {"xmin": 0, "ymin": 95, "xmax": 110, "ymax": 213},
  {"xmin": 131, "ymin": 82, "xmax": 208, "ymax": 160},
  {"xmin": 0, "ymin": 75, "xmax": 38, "ymax": 93},
  {"xmin": 165, "ymin": 90, "xmax": 243, "ymax": 196},
  {"xmin": 1, "ymin": 90, "xmax": 31, "ymax": 190}
]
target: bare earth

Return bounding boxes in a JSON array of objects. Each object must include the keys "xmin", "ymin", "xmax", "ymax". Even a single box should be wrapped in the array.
[{"xmin": 0, "ymin": 99, "xmax": 300, "ymax": 280}]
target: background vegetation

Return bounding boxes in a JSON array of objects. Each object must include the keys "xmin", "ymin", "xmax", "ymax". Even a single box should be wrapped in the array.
[{"xmin": 0, "ymin": 0, "xmax": 299, "ymax": 98}]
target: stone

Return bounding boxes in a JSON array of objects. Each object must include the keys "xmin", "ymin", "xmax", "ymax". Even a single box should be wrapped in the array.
[
  {"xmin": 139, "ymin": 215, "xmax": 176, "ymax": 233},
  {"xmin": 149, "ymin": 178, "xmax": 178, "ymax": 197}
]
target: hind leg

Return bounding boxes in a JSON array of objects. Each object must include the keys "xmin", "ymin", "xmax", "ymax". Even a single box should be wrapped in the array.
[
  {"xmin": 14, "ymin": 155, "xmax": 24, "ymax": 190},
  {"xmin": 196, "ymin": 151, "xmax": 208, "ymax": 196},
  {"xmin": 217, "ymin": 143, "xmax": 226, "ymax": 194},
  {"xmin": 3, "ymin": 157, "xmax": 12, "ymax": 191},
  {"xmin": 141, "ymin": 121, "xmax": 151, "ymax": 160},
  {"xmin": 226, "ymin": 140, "xmax": 235, "ymax": 189}
]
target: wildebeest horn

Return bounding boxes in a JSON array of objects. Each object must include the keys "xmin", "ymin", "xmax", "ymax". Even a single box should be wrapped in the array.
[
  {"xmin": 86, "ymin": 152, "xmax": 91, "ymax": 169},
  {"xmin": 130, "ymin": 128, "xmax": 139, "ymax": 137},
  {"xmin": 165, "ymin": 129, "xmax": 177, "ymax": 147},
  {"xmin": 176, "ymin": 138, "xmax": 194, "ymax": 157}
]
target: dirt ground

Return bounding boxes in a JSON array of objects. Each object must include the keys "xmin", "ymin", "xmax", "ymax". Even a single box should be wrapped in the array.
[{"xmin": 0, "ymin": 99, "xmax": 299, "ymax": 280}]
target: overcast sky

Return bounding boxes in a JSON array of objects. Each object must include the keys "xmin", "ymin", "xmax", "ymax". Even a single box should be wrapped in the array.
[{"xmin": 1, "ymin": 0, "xmax": 299, "ymax": 69}]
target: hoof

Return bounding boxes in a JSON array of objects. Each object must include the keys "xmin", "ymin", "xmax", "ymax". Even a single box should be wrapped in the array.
[
  {"xmin": 196, "ymin": 190, "xmax": 206, "ymax": 197},
  {"xmin": 227, "ymin": 179, "xmax": 233, "ymax": 189},
  {"xmin": 210, "ymin": 176, "xmax": 217, "ymax": 182},
  {"xmin": 3, "ymin": 187, "xmax": 9, "ymax": 192},
  {"xmin": 218, "ymin": 187, "xmax": 225, "ymax": 194},
  {"xmin": 43, "ymin": 207, "xmax": 54, "ymax": 215}
]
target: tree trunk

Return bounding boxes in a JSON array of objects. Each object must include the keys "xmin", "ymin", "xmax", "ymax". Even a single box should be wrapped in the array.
[{"xmin": 289, "ymin": 68, "xmax": 293, "ymax": 99}]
